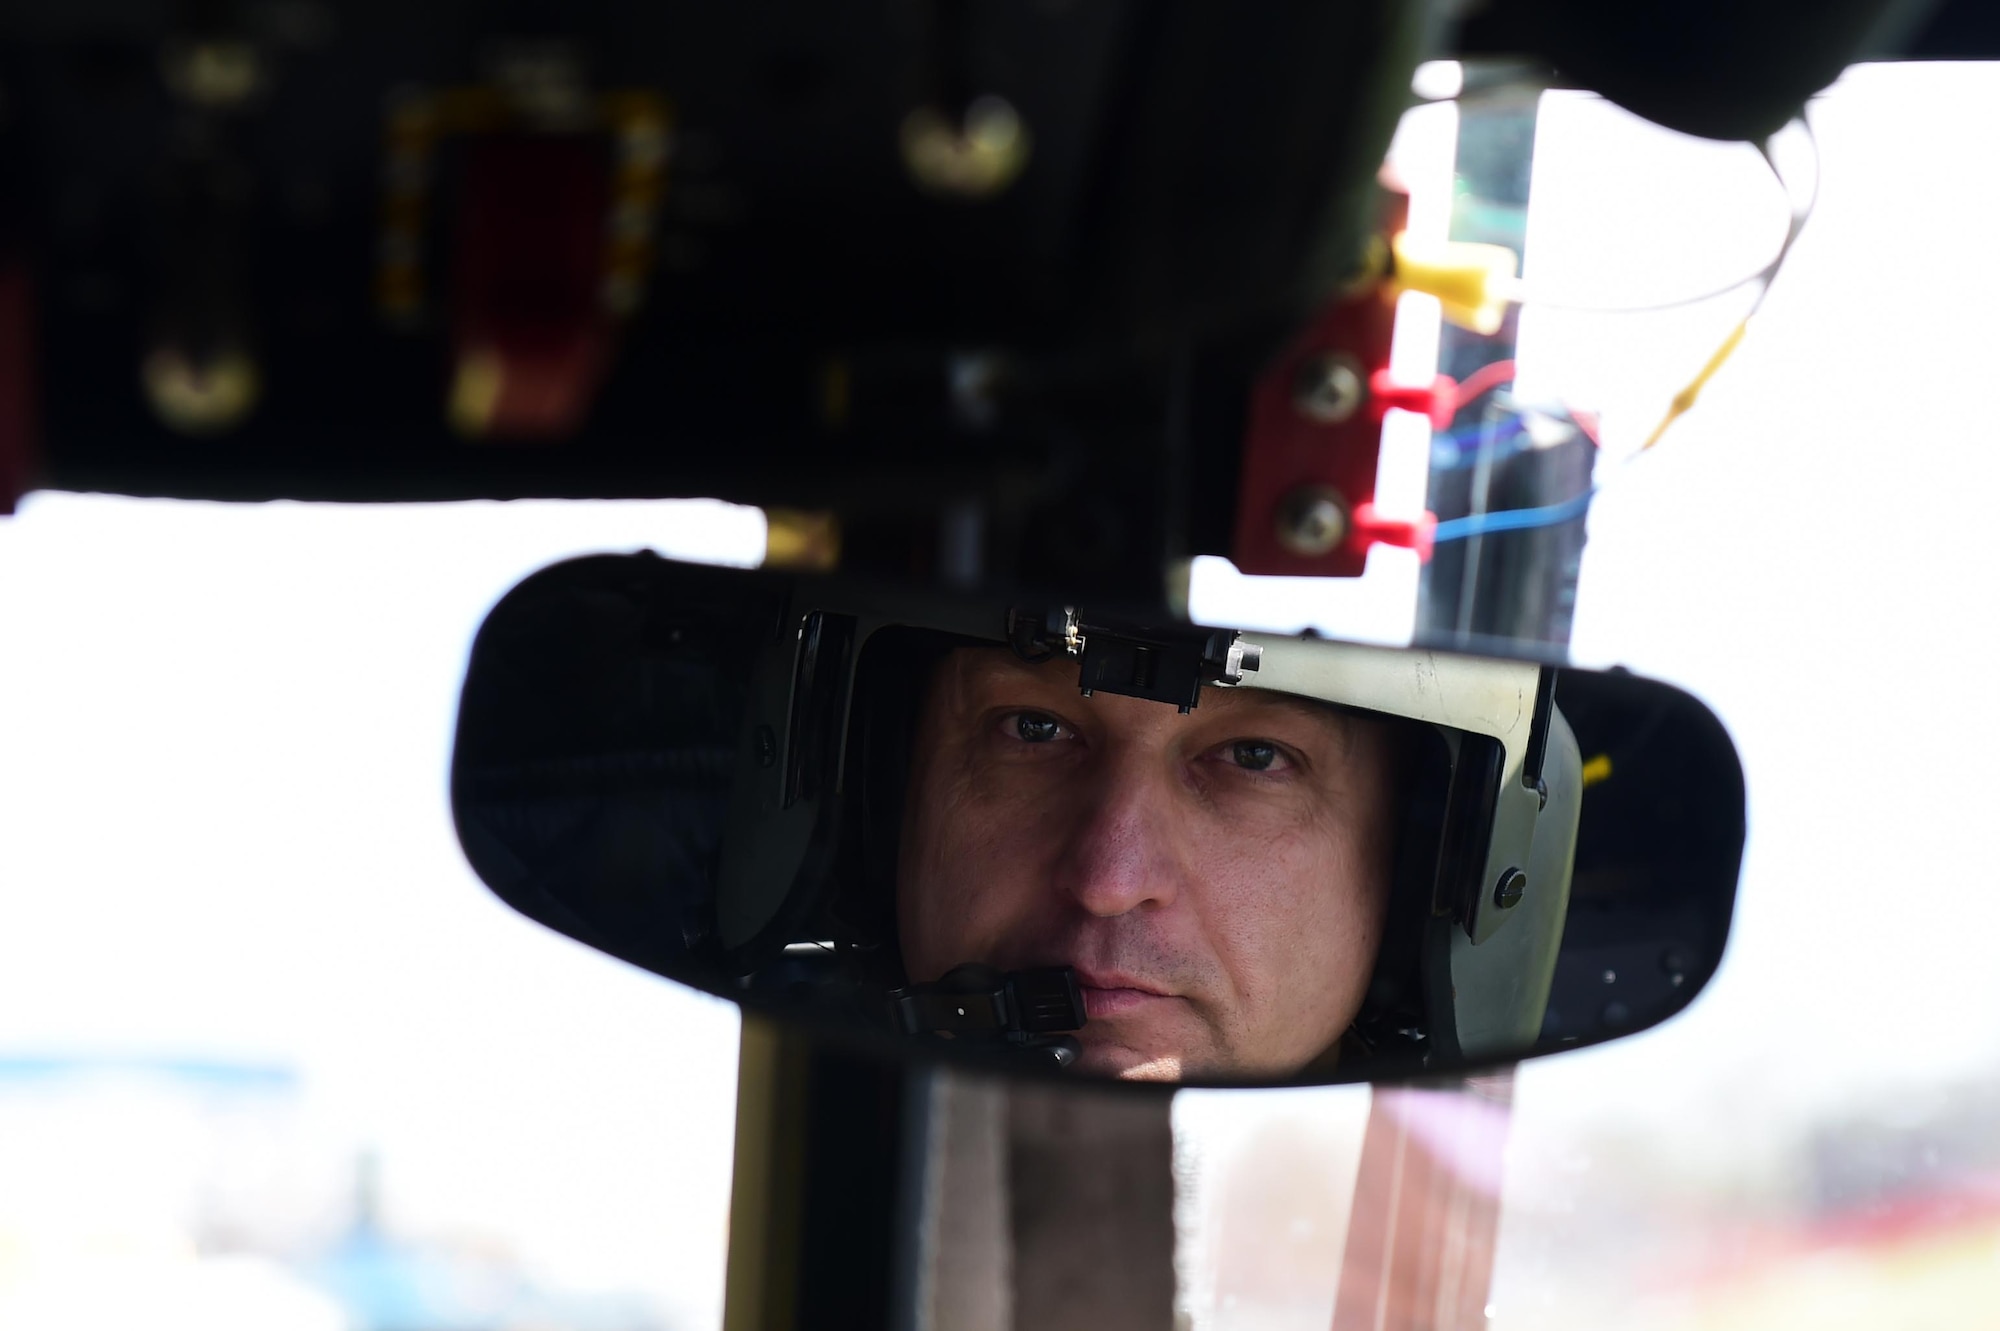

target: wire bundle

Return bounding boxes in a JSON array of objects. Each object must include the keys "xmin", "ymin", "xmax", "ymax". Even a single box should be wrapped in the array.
[{"xmin": 1428, "ymin": 118, "xmax": 1818, "ymax": 547}]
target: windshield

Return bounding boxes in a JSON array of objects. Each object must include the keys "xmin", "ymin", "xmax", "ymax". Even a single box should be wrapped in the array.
[
  {"xmin": 0, "ymin": 500, "xmax": 762, "ymax": 1331},
  {"xmin": 1176, "ymin": 60, "xmax": 2000, "ymax": 1329},
  {"xmin": 1, "ymin": 60, "xmax": 1996, "ymax": 1331}
]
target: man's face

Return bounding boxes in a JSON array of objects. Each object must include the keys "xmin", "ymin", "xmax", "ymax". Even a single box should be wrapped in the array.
[{"xmin": 896, "ymin": 648, "xmax": 1400, "ymax": 1082}]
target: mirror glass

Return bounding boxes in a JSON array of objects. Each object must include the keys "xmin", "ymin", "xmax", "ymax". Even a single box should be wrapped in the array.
[{"xmin": 451, "ymin": 554, "xmax": 1743, "ymax": 1088}]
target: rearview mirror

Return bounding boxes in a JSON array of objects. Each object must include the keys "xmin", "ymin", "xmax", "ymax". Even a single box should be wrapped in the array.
[{"xmin": 450, "ymin": 555, "xmax": 1743, "ymax": 1088}]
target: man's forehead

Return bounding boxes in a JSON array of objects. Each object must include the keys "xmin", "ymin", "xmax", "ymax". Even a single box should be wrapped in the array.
[{"xmin": 942, "ymin": 645, "xmax": 1357, "ymax": 727}]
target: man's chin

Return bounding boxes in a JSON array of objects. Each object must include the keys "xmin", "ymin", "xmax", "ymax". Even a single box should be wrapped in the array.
[
  {"xmin": 1075, "ymin": 1042, "xmax": 1186, "ymax": 1082},
  {"xmin": 1069, "ymin": 1003, "xmax": 1229, "ymax": 1081},
  {"xmin": 1074, "ymin": 1024, "xmax": 1234, "ymax": 1081}
]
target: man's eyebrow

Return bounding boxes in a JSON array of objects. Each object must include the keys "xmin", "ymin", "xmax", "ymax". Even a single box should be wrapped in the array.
[
  {"xmin": 954, "ymin": 649, "xmax": 1374, "ymax": 727},
  {"xmin": 950, "ymin": 648, "xmax": 1385, "ymax": 734},
  {"xmin": 947, "ymin": 647, "xmax": 1077, "ymax": 698},
  {"xmin": 1202, "ymin": 686, "xmax": 1360, "ymax": 729}
]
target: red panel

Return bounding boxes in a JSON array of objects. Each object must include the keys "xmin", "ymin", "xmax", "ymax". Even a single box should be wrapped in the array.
[
  {"xmin": 450, "ymin": 135, "xmax": 613, "ymax": 440},
  {"xmin": 1230, "ymin": 194, "xmax": 1440, "ymax": 577},
  {"xmin": 0, "ymin": 262, "xmax": 36, "ymax": 514}
]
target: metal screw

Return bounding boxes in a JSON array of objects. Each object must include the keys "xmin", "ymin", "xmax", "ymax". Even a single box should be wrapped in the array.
[
  {"xmin": 948, "ymin": 353, "xmax": 1006, "ymax": 430},
  {"xmin": 1292, "ymin": 353, "xmax": 1366, "ymax": 424},
  {"xmin": 1274, "ymin": 486, "xmax": 1349, "ymax": 557},
  {"xmin": 142, "ymin": 346, "xmax": 260, "ymax": 434},
  {"xmin": 161, "ymin": 40, "xmax": 263, "ymax": 108},
  {"xmin": 901, "ymin": 95, "xmax": 1031, "ymax": 198},
  {"xmin": 486, "ymin": 41, "xmax": 591, "ymax": 129},
  {"xmin": 1492, "ymin": 867, "xmax": 1526, "ymax": 910},
  {"xmin": 1058, "ymin": 607, "xmax": 1084, "ymax": 657},
  {"xmin": 755, "ymin": 725, "xmax": 777, "ymax": 768}
]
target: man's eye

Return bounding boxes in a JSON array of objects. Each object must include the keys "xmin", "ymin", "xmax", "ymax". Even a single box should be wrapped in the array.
[
  {"xmin": 1012, "ymin": 712, "xmax": 1065, "ymax": 744},
  {"xmin": 1228, "ymin": 740, "xmax": 1287, "ymax": 772}
]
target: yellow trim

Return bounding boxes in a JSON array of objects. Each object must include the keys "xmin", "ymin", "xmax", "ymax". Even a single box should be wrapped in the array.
[
  {"xmin": 764, "ymin": 510, "xmax": 842, "ymax": 572},
  {"xmin": 722, "ymin": 1018, "xmax": 806, "ymax": 1331}
]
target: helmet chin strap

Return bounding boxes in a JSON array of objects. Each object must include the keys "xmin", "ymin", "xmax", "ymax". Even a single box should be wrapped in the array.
[{"xmin": 890, "ymin": 964, "xmax": 1087, "ymax": 1071}]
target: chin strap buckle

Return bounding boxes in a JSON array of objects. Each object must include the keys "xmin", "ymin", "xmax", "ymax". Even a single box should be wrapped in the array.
[{"xmin": 890, "ymin": 965, "xmax": 1086, "ymax": 1069}]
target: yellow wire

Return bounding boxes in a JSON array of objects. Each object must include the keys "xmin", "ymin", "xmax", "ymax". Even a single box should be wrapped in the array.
[
  {"xmin": 1617, "ymin": 120, "xmax": 1813, "ymax": 457},
  {"xmin": 1637, "ymin": 316, "xmax": 1751, "ymax": 454}
]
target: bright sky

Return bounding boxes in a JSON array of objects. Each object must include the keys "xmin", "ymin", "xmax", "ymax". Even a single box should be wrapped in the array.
[{"xmin": 0, "ymin": 59, "xmax": 1996, "ymax": 1331}]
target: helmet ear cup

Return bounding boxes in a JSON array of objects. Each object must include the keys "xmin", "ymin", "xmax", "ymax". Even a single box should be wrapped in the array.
[
  {"xmin": 827, "ymin": 627, "xmax": 958, "ymax": 984},
  {"xmin": 1349, "ymin": 721, "xmax": 1453, "ymax": 1064}
]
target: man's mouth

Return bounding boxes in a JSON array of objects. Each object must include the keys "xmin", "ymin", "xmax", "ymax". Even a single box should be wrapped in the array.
[{"xmin": 1070, "ymin": 968, "xmax": 1172, "ymax": 1021}]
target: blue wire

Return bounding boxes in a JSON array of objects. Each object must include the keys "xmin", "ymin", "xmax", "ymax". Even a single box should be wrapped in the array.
[
  {"xmin": 1434, "ymin": 414, "xmax": 1529, "ymax": 446},
  {"xmin": 1430, "ymin": 416, "xmax": 1531, "ymax": 470},
  {"xmin": 1431, "ymin": 488, "xmax": 1597, "ymax": 544}
]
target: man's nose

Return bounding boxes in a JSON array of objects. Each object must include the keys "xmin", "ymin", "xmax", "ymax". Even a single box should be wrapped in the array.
[{"xmin": 1053, "ymin": 747, "xmax": 1187, "ymax": 918}]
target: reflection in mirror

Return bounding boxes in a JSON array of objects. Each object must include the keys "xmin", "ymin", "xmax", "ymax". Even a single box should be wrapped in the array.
[{"xmin": 451, "ymin": 555, "xmax": 1743, "ymax": 1088}]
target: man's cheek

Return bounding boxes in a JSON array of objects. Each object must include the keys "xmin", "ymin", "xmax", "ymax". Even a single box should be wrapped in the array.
[
  {"xmin": 943, "ymin": 855, "xmax": 1037, "ymax": 952},
  {"xmin": 1196, "ymin": 840, "xmax": 1335, "ymax": 1002},
  {"xmin": 909, "ymin": 812, "xmax": 1035, "ymax": 965}
]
